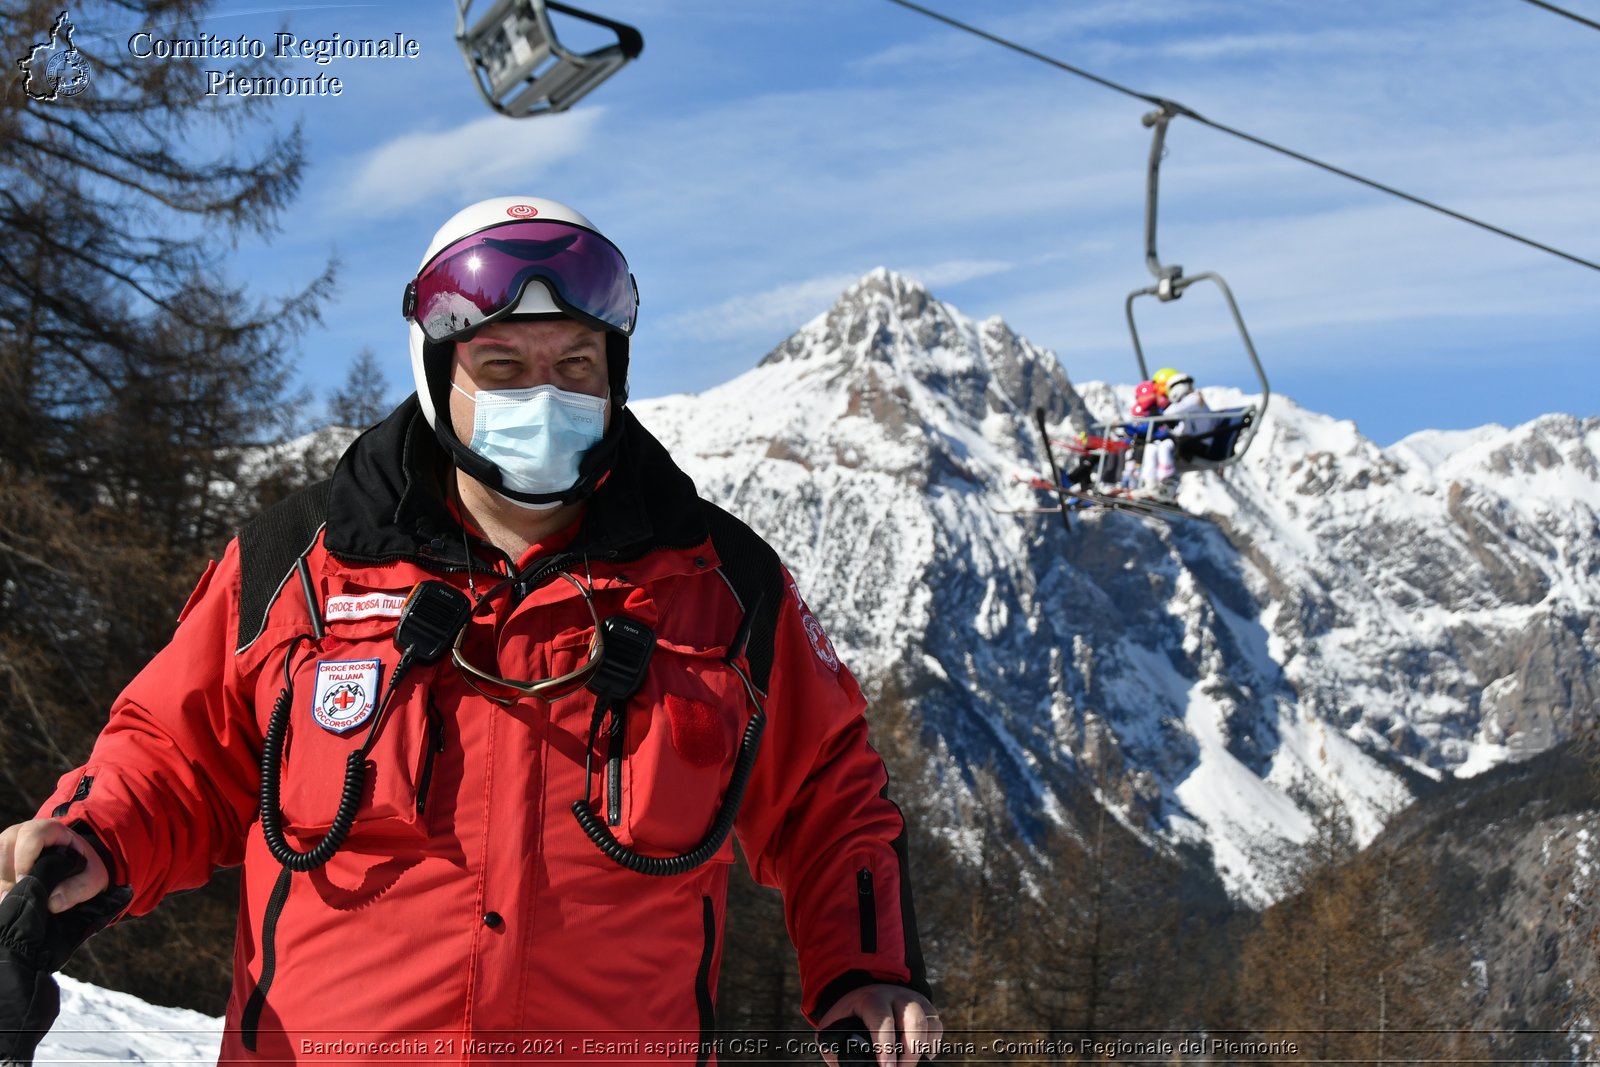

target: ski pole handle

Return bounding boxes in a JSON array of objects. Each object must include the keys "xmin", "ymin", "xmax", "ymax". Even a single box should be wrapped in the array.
[
  {"xmin": 817, "ymin": 1018, "xmax": 876, "ymax": 1067},
  {"xmin": 26, "ymin": 847, "xmax": 85, "ymax": 894}
]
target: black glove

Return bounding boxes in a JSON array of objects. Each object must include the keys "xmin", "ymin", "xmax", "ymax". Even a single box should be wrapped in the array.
[{"xmin": 0, "ymin": 846, "xmax": 131, "ymax": 1066}]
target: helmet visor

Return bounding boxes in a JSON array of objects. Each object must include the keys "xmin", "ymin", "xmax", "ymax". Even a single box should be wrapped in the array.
[{"xmin": 407, "ymin": 219, "xmax": 636, "ymax": 342}]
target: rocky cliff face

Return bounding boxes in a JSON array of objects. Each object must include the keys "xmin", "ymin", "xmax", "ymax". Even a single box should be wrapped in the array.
[
  {"xmin": 1177, "ymin": 397, "xmax": 1600, "ymax": 783},
  {"xmin": 634, "ymin": 268, "xmax": 1600, "ymax": 903}
]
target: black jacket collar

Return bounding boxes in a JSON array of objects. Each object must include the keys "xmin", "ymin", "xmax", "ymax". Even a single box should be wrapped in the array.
[{"xmin": 323, "ymin": 396, "xmax": 708, "ymax": 569}]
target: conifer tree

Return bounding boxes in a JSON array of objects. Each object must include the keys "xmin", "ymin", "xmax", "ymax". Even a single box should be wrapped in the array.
[
  {"xmin": 326, "ymin": 347, "xmax": 395, "ymax": 430},
  {"xmin": 1237, "ymin": 796, "xmax": 1485, "ymax": 1063}
]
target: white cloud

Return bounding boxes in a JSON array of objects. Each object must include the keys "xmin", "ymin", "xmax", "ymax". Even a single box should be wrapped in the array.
[
  {"xmin": 658, "ymin": 271, "xmax": 863, "ymax": 344},
  {"xmin": 655, "ymin": 259, "xmax": 1014, "ymax": 348},
  {"xmin": 1153, "ymin": 29, "xmax": 1371, "ymax": 62},
  {"xmin": 856, "ymin": 0, "xmax": 1233, "ymax": 73},
  {"xmin": 336, "ymin": 107, "xmax": 605, "ymax": 216},
  {"xmin": 904, "ymin": 258, "xmax": 1015, "ymax": 289}
]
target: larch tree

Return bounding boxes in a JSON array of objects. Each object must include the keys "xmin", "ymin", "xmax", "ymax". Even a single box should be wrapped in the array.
[{"xmin": 1, "ymin": 0, "xmax": 333, "ymax": 1011}]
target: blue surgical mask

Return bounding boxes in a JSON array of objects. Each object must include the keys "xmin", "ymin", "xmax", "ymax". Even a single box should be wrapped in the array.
[{"xmin": 453, "ymin": 382, "xmax": 608, "ymax": 509}]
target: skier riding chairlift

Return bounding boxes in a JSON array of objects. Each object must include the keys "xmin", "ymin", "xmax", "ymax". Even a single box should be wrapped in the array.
[
  {"xmin": 1016, "ymin": 106, "xmax": 1273, "ymax": 522},
  {"xmin": 457, "ymin": 0, "xmax": 643, "ymax": 119}
]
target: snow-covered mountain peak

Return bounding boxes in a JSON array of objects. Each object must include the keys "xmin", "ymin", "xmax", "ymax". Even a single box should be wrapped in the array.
[
  {"xmin": 1389, "ymin": 424, "xmax": 1508, "ymax": 471},
  {"xmin": 1415, "ymin": 415, "xmax": 1600, "ymax": 517},
  {"xmin": 759, "ymin": 266, "xmax": 944, "ymax": 364},
  {"xmin": 1390, "ymin": 414, "xmax": 1600, "ymax": 492},
  {"xmin": 758, "ymin": 269, "xmax": 1088, "ymax": 438}
]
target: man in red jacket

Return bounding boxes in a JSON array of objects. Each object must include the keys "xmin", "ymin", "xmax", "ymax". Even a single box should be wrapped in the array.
[{"xmin": 0, "ymin": 197, "xmax": 938, "ymax": 1064}]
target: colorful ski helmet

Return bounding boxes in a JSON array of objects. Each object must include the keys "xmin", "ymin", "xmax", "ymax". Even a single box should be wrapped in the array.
[
  {"xmin": 403, "ymin": 196, "xmax": 638, "ymax": 507},
  {"xmin": 1130, "ymin": 398, "xmax": 1162, "ymax": 419},
  {"xmin": 1134, "ymin": 380, "xmax": 1164, "ymax": 407}
]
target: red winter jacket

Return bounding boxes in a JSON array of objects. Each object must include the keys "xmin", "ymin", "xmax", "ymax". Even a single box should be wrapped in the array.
[{"xmin": 41, "ymin": 402, "xmax": 927, "ymax": 1063}]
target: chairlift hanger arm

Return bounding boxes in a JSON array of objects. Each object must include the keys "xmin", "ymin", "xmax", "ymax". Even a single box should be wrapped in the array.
[
  {"xmin": 1124, "ymin": 273, "xmax": 1269, "ymax": 417},
  {"xmin": 1141, "ymin": 104, "xmax": 1188, "ymax": 295},
  {"xmin": 1125, "ymin": 109, "xmax": 1270, "ymax": 418}
]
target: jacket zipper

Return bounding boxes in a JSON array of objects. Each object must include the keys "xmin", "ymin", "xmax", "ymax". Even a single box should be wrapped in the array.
[
  {"xmin": 416, "ymin": 700, "xmax": 446, "ymax": 816},
  {"xmin": 513, "ymin": 549, "xmax": 621, "ymax": 603},
  {"xmin": 856, "ymin": 867, "xmax": 877, "ymax": 953}
]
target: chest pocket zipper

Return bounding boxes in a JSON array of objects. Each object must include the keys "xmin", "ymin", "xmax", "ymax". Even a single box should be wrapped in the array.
[
  {"xmin": 416, "ymin": 700, "xmax": 446, "ymax": 816},
  {"xmin": 606, "ymin": 717, "xmax": 625, "ymax": 826}
]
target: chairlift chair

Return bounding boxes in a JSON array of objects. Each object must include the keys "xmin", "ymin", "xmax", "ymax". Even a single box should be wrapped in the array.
[
  {"xmin": 457, "ymin": 0, "xmax": 643, "ymax": 119},
  {"xmin": 1123, "ymin": 105, "xmax": 1270, "ymax": 472}
]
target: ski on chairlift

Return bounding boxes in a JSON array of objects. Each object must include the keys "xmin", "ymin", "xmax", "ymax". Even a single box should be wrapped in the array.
[
  {"xmin": 457, "ymin": 0, "xmax": 643, "ymax": 118},
  {"xmin": 990, "ymin": 473, "xmax": 1189, "ymax": 519}
]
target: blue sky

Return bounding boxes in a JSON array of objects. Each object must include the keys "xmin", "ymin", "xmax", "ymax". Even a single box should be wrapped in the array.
[{"xmin": 73, "ymin": 0, "xmax": 1598, "ymax": 445}]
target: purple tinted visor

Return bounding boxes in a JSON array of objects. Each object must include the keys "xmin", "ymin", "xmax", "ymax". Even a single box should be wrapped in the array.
[{"xmin": 406, "ymin": 219, "xmax": 636, "ymax": 342}]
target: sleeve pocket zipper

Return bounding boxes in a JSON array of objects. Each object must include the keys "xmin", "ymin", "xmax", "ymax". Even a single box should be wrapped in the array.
[{"xmin": 857, "ymin": 867, "xmax": 878, "ymax": 954}]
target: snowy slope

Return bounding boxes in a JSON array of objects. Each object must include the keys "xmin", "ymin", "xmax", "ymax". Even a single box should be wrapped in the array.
[
  {"xmin": 36, "ymin": 975, "xmax": 221, "ymax": 1065},
  {"xmin": 635, "ymin": 268, "xmax": 1600, "ymax": 904}
]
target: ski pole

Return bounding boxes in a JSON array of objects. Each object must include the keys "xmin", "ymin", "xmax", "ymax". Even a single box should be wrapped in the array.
[{"xmin": 1034, "ymin": 408, "xmax": 1072, "ymax": 532}]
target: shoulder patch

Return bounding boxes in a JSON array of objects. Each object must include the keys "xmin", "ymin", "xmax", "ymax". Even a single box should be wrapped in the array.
[{"xmin": 789, "ymin": 580, "xmax": 840, "ymax": 673}]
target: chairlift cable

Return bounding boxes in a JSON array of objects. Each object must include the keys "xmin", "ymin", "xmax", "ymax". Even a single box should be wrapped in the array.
[
  {"xmin": 881, "ymin": 0, "xmax": 1600, "ymax": 275},
  {"xmin": 1175, "ymin": 111, "xmax": 1599, "ymax": 273},
  {"xmin": 1516, "ymin": 0, "xmax": 1600, "ymax": 33},
  {"xmin": 880, "ymin": 0, "xmax": 1167, "ymax": 107}
]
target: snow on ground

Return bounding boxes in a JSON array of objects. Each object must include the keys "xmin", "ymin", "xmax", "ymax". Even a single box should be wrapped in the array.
[
  {"xmin": 1456, "ymin": 737, "xmax": 1516, "ymax": 779},
  {"xmin": 1170, "ymin": 682, "xmax": 1311, "ymax": 906},
  {"xmin": 36, "ymin": 975, "xmax": 221, "ymax": 1066}
]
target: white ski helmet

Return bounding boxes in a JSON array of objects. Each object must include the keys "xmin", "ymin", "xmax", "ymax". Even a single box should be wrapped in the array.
[
  {"xmin": 1164, "ymin": 375, "xmax": 1195, "ymax": 403},
  {"xmin": 403, "ymin": 195, "xmax": 638, "ymax": 507},
  {"xmin": 406, "ymin": 195, "xmax": 636, "ymax": 421}
]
